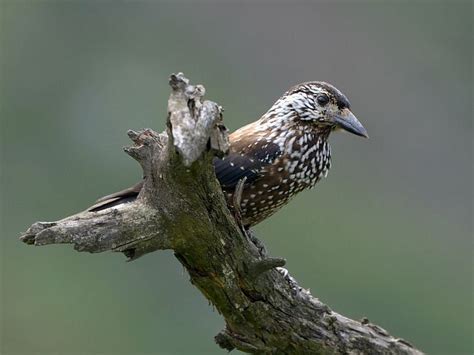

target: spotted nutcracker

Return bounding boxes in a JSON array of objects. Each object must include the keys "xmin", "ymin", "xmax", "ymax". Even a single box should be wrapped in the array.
[{"xmin": 89, "ymin": 82, "xmax": 368, "ymax": 227}]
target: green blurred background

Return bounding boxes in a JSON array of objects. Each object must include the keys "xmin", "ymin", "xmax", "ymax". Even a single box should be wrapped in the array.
[{"xmin": 1, "ymin": 1, "xmax": 472, "ymax": 354}]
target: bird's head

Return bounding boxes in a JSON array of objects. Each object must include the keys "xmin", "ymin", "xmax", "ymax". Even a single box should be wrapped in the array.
[{"xmin": 267, "ymin": 82, "xmax": 368, "ymax": 138}]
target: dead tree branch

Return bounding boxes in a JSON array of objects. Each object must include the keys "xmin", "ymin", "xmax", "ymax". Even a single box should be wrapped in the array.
[{"xmin": 21, "ymin": 73, "xmax": 423, "ymax": 355}]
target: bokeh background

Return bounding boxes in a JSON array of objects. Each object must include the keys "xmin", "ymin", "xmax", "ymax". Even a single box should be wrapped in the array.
[{"xmin": 1, "ymin": 1, "xmax": 472, "ymax": 354}]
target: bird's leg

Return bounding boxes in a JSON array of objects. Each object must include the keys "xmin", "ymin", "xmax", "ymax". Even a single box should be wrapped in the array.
[
  {"xmin": 230, "ymin": 178, "xmax": 287, "ymax": 278},
  {"xmin": 245, "ymin": 228, "xmax": 267, "ymax": 257},
  {"xmin": 232, "ymin": 178, "xmax": 267, "ymax": 257},
  {"xmin": 232, "ymin": 177, "xmax": 247, "ymax": 230}
]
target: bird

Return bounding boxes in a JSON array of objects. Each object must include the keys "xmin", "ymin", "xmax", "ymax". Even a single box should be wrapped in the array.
[{"xmin": 88, "ymin": 81, "xmax": 368, "ymax": 228}]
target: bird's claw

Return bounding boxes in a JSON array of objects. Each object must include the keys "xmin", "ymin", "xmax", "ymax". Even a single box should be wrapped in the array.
[
  {"xmin": 246, "ymin": 229, "xmax": 268, "ymax": 257},
  {"xmin": 276, "ymin": 267, "xmax": 289, "ymax": 278}
]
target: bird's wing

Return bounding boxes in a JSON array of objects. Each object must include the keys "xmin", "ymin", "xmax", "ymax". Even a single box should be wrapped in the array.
[
  {"xmin": 213, "ymin": 155, "xmax": 260, "ymax": 188},
  {"xmin": 87, "ymin": 180, "xmax": 143, "ymax": 212},
  {"xmin": 88, "ymin": 121, "xmax": 281, "ymax": 209},
  {"xmin": 214, "ymin": 138, "xmax": 281, "ymax": 190}
]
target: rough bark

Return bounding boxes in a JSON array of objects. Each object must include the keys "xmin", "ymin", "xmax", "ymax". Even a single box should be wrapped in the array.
[{"xmin": 20, "ymin": 73, "xmax": 423, "ymax": 355}]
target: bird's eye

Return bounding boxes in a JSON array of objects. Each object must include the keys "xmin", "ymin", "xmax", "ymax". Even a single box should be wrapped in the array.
[{"xmin": 317, "ymin": 94, "xmax": 329, "ymax": 106}]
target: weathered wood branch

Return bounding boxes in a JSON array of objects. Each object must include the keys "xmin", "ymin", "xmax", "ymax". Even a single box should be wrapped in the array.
[{"xmin": 21, "ymin": 73, "xmax": 423, "ymax": 355}]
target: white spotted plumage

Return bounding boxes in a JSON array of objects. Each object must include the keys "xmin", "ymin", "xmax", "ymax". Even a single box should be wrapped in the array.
[{"xmin": 216, "ymin": 81, "xmax": 354, "ymax": 227}]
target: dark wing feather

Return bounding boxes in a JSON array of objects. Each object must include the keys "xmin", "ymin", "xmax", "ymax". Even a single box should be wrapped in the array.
[
  {"xmin": 88, "ymin": 180, "xmax": 143, "ymax": 212},
  {"xmin": 88, "ymin": 128, "xmax": 282, "ymax": 210},
  {"xmin": 213, "ymin": 140, "xmax": 281, "ymax": 190},
  {"xmin": 213, "ymin": 155, "xmax": 260, "ymax": 188}
]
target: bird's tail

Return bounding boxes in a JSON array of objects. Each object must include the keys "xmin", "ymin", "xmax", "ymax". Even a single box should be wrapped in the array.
[{"xmin": 87, "ymin": 180, "xmax": 144, "ymax": 212}]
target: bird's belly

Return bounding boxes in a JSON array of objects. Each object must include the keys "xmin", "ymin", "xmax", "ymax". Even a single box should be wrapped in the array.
[
  {"xmin": 225, "ymin": 168, "xmax": 309, "ymax": 227},
  {"xmin": 240, "ymin": 181, "xmax": 298, "ymax": 226},
  {"xmin": 222, "ymin": 146, "xmax": 331, "ymax": 227}
]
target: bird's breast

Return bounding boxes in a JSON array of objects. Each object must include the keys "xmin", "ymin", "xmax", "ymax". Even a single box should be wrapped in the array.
[{"xmin": 231, "ymin": 130, "xmax": 331, "ymax": 226}]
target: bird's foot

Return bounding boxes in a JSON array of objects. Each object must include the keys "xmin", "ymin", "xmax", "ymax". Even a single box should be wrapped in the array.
[
  {"xmin": 275, "ymin": 267, "xmax": 310, "ymax": 296},
  {"xmin": 246, "ymin": 229, "xmax": 268, "ymax": 257},
  {"xmin": 276, "ymin": 267, "xmax": 289, "ymax": 278}
]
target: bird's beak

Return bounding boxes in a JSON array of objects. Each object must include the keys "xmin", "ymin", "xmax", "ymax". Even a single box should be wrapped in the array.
[{"xmin": 333, "ymin": 109, "xmax": 369, "ymax": 138}]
